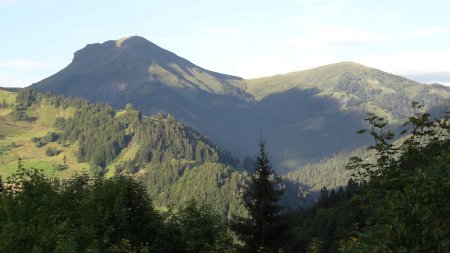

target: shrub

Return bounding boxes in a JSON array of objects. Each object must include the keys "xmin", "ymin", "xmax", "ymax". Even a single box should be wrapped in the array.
[
  {"xmin": 54, "ymin": 164, "xmax": 68, "ymax": 171},
  {"xmin": 45, "ymin": 147, "xmax": 59, "ymax": 156}
]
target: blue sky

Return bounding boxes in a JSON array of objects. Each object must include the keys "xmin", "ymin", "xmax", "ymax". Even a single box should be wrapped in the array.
[{"xmin": 1, "ymin": 0, "xmax": 450, "ymax": 87}]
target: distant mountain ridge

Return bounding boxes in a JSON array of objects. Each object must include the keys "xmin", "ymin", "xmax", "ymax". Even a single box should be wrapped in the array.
[
  {"xmin": 32, "ymin": 36, "xmax": 450, "ymax": 170},
  {"xmin": 246, "ymin": 61, "xmax": 450, "ymax": 121}
]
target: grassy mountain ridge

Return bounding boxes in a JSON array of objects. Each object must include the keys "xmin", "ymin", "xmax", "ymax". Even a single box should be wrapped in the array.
[
  {"xmin": 246, "ymin": 62, "xmax": 369, "ymax": 99},
  {"xmin": 246, "ymin": 61, "xmax": 450, "ymax": 122}
]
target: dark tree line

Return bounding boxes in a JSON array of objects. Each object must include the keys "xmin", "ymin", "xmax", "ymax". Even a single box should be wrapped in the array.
[
  {"xmin": 0, "ymin": 161, "xmax": 235, "ymax": 253},
  {"xmin": 284, "ymin": 179, "xmax": 365, "ymax": 252}
]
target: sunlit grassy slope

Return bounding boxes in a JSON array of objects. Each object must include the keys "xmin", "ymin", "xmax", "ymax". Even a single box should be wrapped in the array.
[
  {"xmin": 247, "ymin": 62, "xmax": 412, "ymax": 98},
  {"xmin": 0, "ymin": 99, "xmax": 148, "ymax": 179},
  {"xmin": 245, "ymin": 62, "xmax": 450, "ymax": 123},
  {"xmin": 0, "ymin": 91, "xmax": 90, "ymax": 178},
  {"xmin": 0, "ymin": 89, "xmax": 16, "ymax": 105}
]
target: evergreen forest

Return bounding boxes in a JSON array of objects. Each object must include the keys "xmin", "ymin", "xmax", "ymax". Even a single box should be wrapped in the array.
[{"xmin": 0, "ymin": 88, "xmax": 449, "ymax": 252}]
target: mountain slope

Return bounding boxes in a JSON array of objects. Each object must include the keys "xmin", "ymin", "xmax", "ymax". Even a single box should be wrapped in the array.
[
  {"xmin": 32, "ymin": 37, "xmax": 450, "ymax": 171},
  {"xmin": 241, "ymin": 62, "xmax": 450, "ymax": 167},
  {"xmin": 32, "ymin": 36, "xmax": 252, "ymax": 130},
  {"xmin": 34, "ymin": 36, "xmax": 249, "ymax": 99},
  {"xmin": 246, "ymin": 62, "xmax": 450, "ymax": 122},
  {"xmin": 0, "ymin": 89, "xmax": 248, "ymax": 217}
]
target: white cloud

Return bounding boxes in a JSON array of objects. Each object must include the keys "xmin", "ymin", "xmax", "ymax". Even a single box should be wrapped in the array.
[{"xmin": 405, "ymin": 26, "xmax": 450, "ymax": 38}]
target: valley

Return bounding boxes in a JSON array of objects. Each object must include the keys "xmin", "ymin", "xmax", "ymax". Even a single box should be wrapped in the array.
[
  {"xmin": 32, "ymin": 37, "xmax": 450, "ymax": 171},
  {"xmin": 1, "ymin": 36, "xmax": 449, "ymax": 252}
]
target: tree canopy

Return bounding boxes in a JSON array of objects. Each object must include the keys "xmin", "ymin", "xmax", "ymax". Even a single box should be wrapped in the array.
[
  {"xmin": 0, "ymin": 162, "xmax": 235, "ymax": 253},
  {"xmin": 231, "ymin": 140, "xmax": 288, "ymax": 252},
  {"xmin": 343, "ymin": 103, "xmax": 450, "ymax": 252}
]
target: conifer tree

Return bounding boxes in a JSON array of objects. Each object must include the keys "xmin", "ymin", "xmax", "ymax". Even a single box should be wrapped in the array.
[{"xmin": 231, "ymin": 139, "xmax": 285, "ymax": 252}]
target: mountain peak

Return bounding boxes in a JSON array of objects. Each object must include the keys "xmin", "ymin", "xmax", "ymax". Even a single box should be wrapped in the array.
[
  {"xmin": 115, "ymin": 36, "xmax": 145, "ymax": 46},
  {"xmin": 114, "ymin": 36, "xmax": 160, "ymax": 49},
  {"xmin": 32, "ymin": 36, "xmax": 248, "ymax": 106},
  {"xmin": 333, "ymin": 61, "xmax": 365, "ymax": 66},
  {"xmin": 310, "ymin": 61, "xmax": 370, "ymax": 72}
]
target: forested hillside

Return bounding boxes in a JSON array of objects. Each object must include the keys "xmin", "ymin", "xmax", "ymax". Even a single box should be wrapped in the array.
[
  {"xmin": 1, "ymin": 104, "xmax": 447, "ymax": 252},
  {"xmin": 0, "ymin": 88, "xmax": 248, "ymax": 217}
]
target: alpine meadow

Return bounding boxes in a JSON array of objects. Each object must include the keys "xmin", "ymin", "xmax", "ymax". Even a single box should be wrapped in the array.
[{"xmin": 1, "ymin": 1, "xmax": 450, "ymax": 252}]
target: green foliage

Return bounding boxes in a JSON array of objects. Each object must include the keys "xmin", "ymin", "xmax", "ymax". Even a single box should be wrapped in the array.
[
  {"xmin": 31, "ymin": 132, "xmax": 60, "ymax": 150},
  {"xmin": 43, "ymin": 132, "xmax": 60, "ymax": 143},
  {"xmin": 35, "ymin": 140, "xmax": 44, "ymax": 148},
  {"xmin": 54, "ymin": 163, "xmax": 68, "ymax": 171},
  {"xmin": 16, "ymin": 87, "xmax": 39, "ymax": 107},
  {"xmin": 0, "ymin": 164, "xmax": 159, "ymax": 252},
  {"xmin": 51, "ymin": 94, "xmax": 235, "ymax": 171},
  {"xmin": 307, "ymin": 238, "xmax": 324, "ymax": 253},
  {"xmin": 342, "ymin": 103, "xmax": 450, "ymax": 252},
  {"xmin": 164, "ymin": 201, "xmax": 236, "ymax": 253},
  {"xmin": 58, "ymin": 102, "xmax": 128, "ymax": 168},
  {"xmin": 11, "ymin": 104, "xmax": 28, "ymax": 121},
  {"xmin": 1, "ymin": 89, "xmax": 248, "ymax": 218},
  {"xmin": 231, "ymin": 140, "xmax": 288, "ymax": 252},
  {"xmin": 0, "ymin": 162, "xmax": 61, "ymax": 252},
  {"xmin": 283, "ymin": 148, "xmax": 370, "ymax": 206},
  {"xmin": 45, "ymin": 147, "xmax": 59, "ymax": 157},
  {"xmin": 141, "ymin": 161, "xmax": 247, "ymax": 219},
  {"xmin": 0, "ymin": 99, "xmax": 8, "ymax": 108},
  {"xmin": 0, "ymin": 162, "xmax": 241, "ymax": 252},
  {"xmin": 286, "ymin": 179, "xmax": 365, "ymax": 252},
  {"xmin": 135, "ymin": 113, "xmax": 227, "ymax": 165},
  {"xmin": 53, "ymin": 117, "xmax": 66, "ymax": 130}
]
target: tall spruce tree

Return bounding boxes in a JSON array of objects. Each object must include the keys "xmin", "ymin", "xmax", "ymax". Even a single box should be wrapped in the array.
[{"xmin": 231, "ymin": 140, "xmax": 285, "ymax": 252}]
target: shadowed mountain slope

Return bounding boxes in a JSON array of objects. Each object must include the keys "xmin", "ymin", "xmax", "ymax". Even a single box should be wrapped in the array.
[{"xmin": 32, "ymin": 37, "xmax": 450, "ymax": 170}]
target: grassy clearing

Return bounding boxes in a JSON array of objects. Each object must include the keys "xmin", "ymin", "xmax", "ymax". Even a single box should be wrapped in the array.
[
  {"xmin": 0, "ymin": 90, "xmax": 16, "ymax": 105},
  {"xmin": 0, "ymin": 102, "xmax": 89, "ymax": 178},
  {"xmin": 105, "ymin": 141, "xmax": 140, "ymax": 177},
  {"xmin": 36, "ymin": 104, "xmax": 75, "ymax": 127}
]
